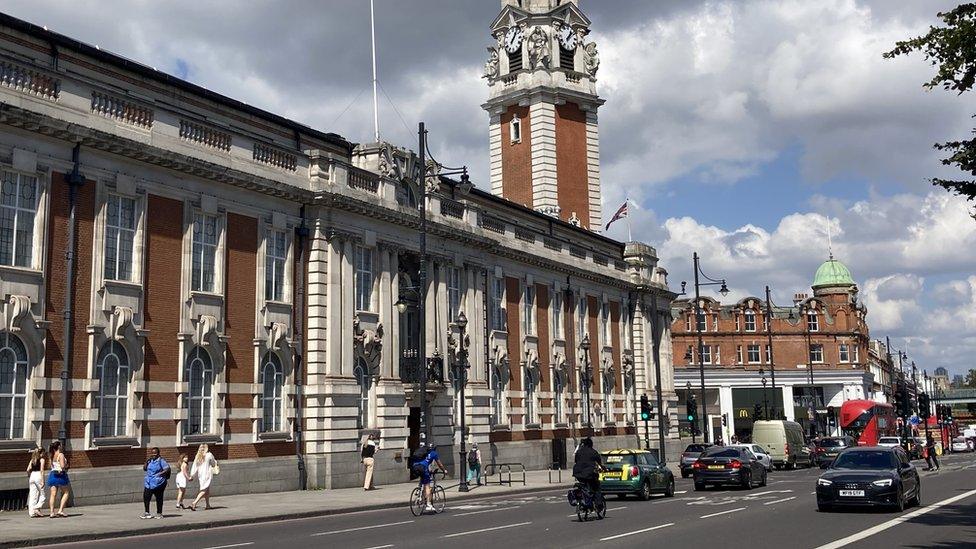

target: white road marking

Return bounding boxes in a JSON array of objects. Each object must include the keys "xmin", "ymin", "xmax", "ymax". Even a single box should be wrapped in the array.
[
  {"xmin": 600, "ymin": 522, "xmax": 675, "ymax": 541},
  {"xmin": 442, "ymin": 522, "xmax": 532, "ymax": 538},
  {"xmin": 815, "ymin": 488, "xmax": 976, "ymax": 549},
  {"xmin": 363, "ymin": 546, "xmax": 394, "ymax": 549},
  {"xmin": 700, "ymin": 507, "xmax": 747, "ymax": 519},
  {"xmin": 674, "ymin": 490, "xmax": 688, "ymax": 494},
  {"xmin": 566, "ymin": 505, "xmax": 625, "ymax": 517},
  {"xmin": 764, "ymin": 496, "xmax": 797, "ymax": 506},
  {"xmin": 454, "ymin": 506, "xmax": 521, "ymax": 517},
  {"xmin": 202, "ymin": 544, "xmax": 254, "ymax": 549},
  {"xmin": 312, "ymin": 521, "xmax": 414, "ymax": 536}
]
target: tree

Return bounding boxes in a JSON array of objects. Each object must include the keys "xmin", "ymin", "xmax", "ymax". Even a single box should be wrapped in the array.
[
  {"xmin": 885, "ymin": 4, "xmax": 976, "ymax": 200},
  {"xmin": 965, "ymin": 367, "xmax": 976, "ymax": 388}
]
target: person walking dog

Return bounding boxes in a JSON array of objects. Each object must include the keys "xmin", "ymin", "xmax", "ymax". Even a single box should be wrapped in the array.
[
  {"xmin": 361, "ymin": 434, "xmax": 377, "ymax": 491},
  {"xmin": 142, "ymin": 447, "xmax": 170, "ymax": 519},
  {"xmin": 26, "ymin": 447, "xmax": 46, "ymax": 518}
]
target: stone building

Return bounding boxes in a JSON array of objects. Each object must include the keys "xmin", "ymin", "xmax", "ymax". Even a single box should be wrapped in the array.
[
  {"xmin": 0, "ymin": 1, "xmax": 677, "ymax": 505},
  {"xmin": 671, "ymin": 257, "xmax": 876, "ymax": 442}
]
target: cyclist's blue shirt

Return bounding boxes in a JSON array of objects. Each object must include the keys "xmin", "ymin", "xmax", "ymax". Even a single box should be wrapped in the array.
[{"xmin": 422, "ymin": 449, "xmax": 439, "ymax": 468}]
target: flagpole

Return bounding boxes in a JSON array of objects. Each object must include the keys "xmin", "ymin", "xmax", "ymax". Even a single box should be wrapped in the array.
[
  {"xmin": 626, "ymin": 196, "xmax": 633, "ymax": 242},
  {"xmin": 370, "ymin": 0, "xmax": 380, "ymax": 142}
]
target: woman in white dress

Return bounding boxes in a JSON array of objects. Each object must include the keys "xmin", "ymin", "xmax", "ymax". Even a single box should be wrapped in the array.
[
  {"xmin": 174, "ymin": 454, "xmax": 191, "ymax": 509},
  {"xmin": 189, "ymin": 444, "xmax": 218, "ymax": 511}
]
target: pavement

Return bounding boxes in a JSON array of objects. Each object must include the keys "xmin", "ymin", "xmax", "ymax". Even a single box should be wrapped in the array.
[{"xmin": 11, "ymin": 453, "xmax": 976, "ymax": 549}]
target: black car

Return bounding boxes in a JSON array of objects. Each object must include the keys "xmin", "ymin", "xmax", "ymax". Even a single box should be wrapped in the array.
[
  {"xmin": 679, "ymin": 443, "xmax": 711, "ymax": 478},
  {"xmin": 693, "ymin": 446, "xmax": 767, "ymax": 491},
  {"xmin": 816, "ymin": 446, "xmax": 920, "ymax": 512},
  {"xmin": 814, "ymin": 436, "xmax": 856, "ymax": 468}
]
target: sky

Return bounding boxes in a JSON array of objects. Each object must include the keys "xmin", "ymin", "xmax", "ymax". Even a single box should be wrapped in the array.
[{"xmin": 6, "ymin": 0, "xmax": 975, "ymax": 379}]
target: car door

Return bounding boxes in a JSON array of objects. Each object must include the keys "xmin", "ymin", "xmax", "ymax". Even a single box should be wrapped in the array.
[
  {"xmin": 753, "ymin": 445, "xmax": 771, "ymax": 470},
  {"xmin": 642, "ymin": 453, "xmax": 662, "ymax": 489},
  {"xmin": 897, "ymin": 449, "xmax": 916, "ymax": 496}
]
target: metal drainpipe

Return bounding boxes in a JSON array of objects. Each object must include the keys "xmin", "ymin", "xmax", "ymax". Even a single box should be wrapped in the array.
[
  {"xmin": 293, "ymin": 205, "xmax": 310, "ymax": 490},
  {"xmin": 59, "ymin": 143, "xmax": 84, "ymax": 446}
]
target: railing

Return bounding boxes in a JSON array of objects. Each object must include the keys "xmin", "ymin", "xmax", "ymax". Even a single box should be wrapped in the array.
[
  {"xmin": 514, "ymin": 227, "xmax": 536, "ymax": 243},
  {"xmin": 544, "ymin": 238, "xmax": 562, "ymax": 252},
  {"xmin": 440, "ymin": 198, "xmax": 464, "ymax": 219},
  {"xmin": 399, "ymin": 355, "xmax": 444, "ymax": 384},
  {"xmin": 253, "ymin": 143, "xmax": 297, "ymax": 171},
  {"xmin": 569, "ymin": 246, "xmax": 587, "ymax": 259},
  {"xmin": 348, "ymin": 167, "xmax": 380, "ymax": 193},
  {"xmin": 179, "ymin": 119, "xmax": 232, "ymax": 151},
  {"xmin": 480, "ymin": 215, "xmax": 506, "ymax": 234},
  {"xmin": 483, "ymin": 462, "xmax": 526, "ymax": 486},
  {"xmin": 0, "ymin": 60, "xmax": 58, "ymax": 100},
  {"xmin": 91, "ymin": 91, "xmax": 154, "ymax": 128},
  {"xmin": 593, "ymin": 255, "xmax": 609, "ymax": 267}
]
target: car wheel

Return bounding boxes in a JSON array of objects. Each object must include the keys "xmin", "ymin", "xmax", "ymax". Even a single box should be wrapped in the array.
[
  {"xmin": 741, "ymin": 471, "xmax": 753, "ymax": 489},
  {"xmin": 616, "ymin": 494, "xmax": 627, "ymax": 500},
  {"xmin": 637, "ymin": 480, "xmax": 650, "ymax": 501},
  {"xmin": 759, "ymin": 470, "xmax": 767, "ymax": 487},
  {"xmin": 909, "ymin": 481, "xmax": 921, "ymax": 507},
  {"xmin": 665, "ymin": 477, "xmax": 675, "ymax": 498},
  {"xmin": 817, "ymin": 502, "xmax": 832, "ymax": 512},
  {"xmin": 681, "ymin": 471, "xmax": 689, "ymax": 479},
  {"xmin": 894, "ymin": 486, "xmax": 905, "ymax": 512},
  {"xmin": 694, "ymin": 481, "xmax": 706, "ymax": 491},
  {"xmin": 786, "ymin": 458, "xmax": 796, "ymax": 470},
  {"xmin": 774, "ymin": 464, "xmax": 783, "ymax": 471}
]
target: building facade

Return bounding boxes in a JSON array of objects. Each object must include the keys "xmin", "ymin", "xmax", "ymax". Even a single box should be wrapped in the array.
[
  {"xmin": 0, "ymin": 2, "xmax": 677, "ymax": 505},
  {"xmin": 671, "ymin": 257, "xmax": 876, "ymax": 442}
]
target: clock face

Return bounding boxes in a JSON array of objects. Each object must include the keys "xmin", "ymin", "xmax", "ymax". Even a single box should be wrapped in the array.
[
  {"xmin": 505, "ymin": 26, "xmax": 524, "ymax": 53},
  {"xmin": 559, "ymin": 25, "xmax": 577, "ymax": 50}
]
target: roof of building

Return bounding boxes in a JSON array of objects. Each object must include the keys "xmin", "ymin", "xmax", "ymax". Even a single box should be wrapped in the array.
[{"xmin": 812, "ymin": 257, "xmax": 855, "ymax": 289}]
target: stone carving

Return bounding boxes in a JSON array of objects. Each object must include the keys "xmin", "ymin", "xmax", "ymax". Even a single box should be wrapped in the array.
[
  {"xmin": 196, "ymin": 314, "xmax": 219, "ymax": 347},
  {"xmin": 525, "ymin": 348, "xmax": 540, "ymax": 382},
  {"xmin": 111, "ymin": 305, "xmax": 134, "ymax": 342},
  {"xmin": 424, "ymin": 159, "xmax": 441, "ymax": 194},
  {"xmin": 483, "ymin": 47, "xmax": 500, "ymax": 80},
  {"xmin": 568, "ymin": 211, "xmax": 581, "ymax": 227},
  {"xmin": 527, "ymin": 27, "xmax": 551, "ymax": 69},
  {"xmin": 601, "ymin": 356, "xmax": 615, "ymax": 390},
  {"xmin": 622, "ymin": 355, "xmax": 635, "ymax": 390},
  {"xmin": 377, "ymin": 145, "xmax": 398, "ymax": 178},
  {"xmin": 353, "ymin": 315, "xmax": 384, "ymax": 377},
  {"xmin": 583, "ymin": 41, "xmax": 600, "ymax": 76},
  {"xmin": 5, "ymin": 295, "xmax": 31, "ymax": 332},
  {"xmin": 267, "ymin": 322, "xmax": 288, "ymax": 350},
  {"xmin": 492, "ymin": 343, "xmax": 510, "ymax": 382}
]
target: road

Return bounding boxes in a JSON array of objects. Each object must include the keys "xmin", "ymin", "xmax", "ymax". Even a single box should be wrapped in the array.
[{"xmin": 42, "ymin": 453, "xmax": 976, "ymax": 549}]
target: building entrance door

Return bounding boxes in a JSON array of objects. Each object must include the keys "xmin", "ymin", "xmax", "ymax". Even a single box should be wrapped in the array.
[{"xmin": 408, "ymin": 407, "xmax": 421, "ymax": 453}]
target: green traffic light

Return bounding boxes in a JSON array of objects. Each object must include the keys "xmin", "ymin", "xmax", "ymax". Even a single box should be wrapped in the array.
[{"xmin": 687, "ymin": 414, "xmax": 695, "ymax": 421}]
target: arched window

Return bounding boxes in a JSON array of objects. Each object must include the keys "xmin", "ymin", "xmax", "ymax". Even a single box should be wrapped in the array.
[
  {"xmin": 0, "ymin": 332, "xmax": 28, "ymax": 439},
  {"xmin": 490, "ymin": 368, "xmax": 504, "ymax": 425},
  {"xmin": 95, "ymin": 341, "xmax": 129, "ymax": 438},
  {"xmin": 259, "ymin": 352, "xmax": 284, "ymax": 433},
  {"xmin": 354, "ymin": 358, "xmax": 371, "ymax": 429},
  {"xmin": 184, "ymin": 347, "xmax": 213, "ymax": 435},
  {"xmin": 524, "ymin": 369, "xmax": 536, "ymax": 424}
]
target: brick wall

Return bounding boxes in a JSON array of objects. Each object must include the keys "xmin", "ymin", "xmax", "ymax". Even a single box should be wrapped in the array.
[
  {"xmin": 555, "ymin": 103, "xmax": 589, "ymax": 227},
  {"xmin": 535, "ymin": 283, "xmax": 550, "ymax": 422},
  {"xmin": 501, "ymin": 105, "xmax": 533, "ymax": 208},
  {"xmin": 224, "ymin": 213, "xmax": 258, "ymax": 438}
]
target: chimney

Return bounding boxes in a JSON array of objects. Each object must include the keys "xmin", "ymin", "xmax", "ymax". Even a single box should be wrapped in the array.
[{"xmin": 793, "ymin": 293, "xmax": 808, "ymax": 305}]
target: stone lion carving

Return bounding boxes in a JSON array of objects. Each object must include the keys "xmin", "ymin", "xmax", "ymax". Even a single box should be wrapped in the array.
[{"xmin": 527, "ymin": 27, "xmax": 551, "ymax": 69}]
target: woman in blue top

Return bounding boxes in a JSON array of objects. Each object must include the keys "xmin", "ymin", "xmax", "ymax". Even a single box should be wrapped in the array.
[{"xmin": 142, "ymin": 447, "xmax": 170, "ymax": 519}]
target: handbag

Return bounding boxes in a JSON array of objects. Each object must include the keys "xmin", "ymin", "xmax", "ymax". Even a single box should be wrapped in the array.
[{"xmin": 213, "ymin": 463, "xmax": 221, "ymax": 476}]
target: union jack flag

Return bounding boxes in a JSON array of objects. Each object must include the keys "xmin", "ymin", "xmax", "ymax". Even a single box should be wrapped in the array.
[{"xmin": 604, "ymin": 201, "xmax": 628, "ymax": 230}]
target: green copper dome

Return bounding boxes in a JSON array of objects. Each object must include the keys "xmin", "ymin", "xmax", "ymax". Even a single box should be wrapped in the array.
[{"xmin": 812, "ymin": 258, "xmax": 855, "ymax": 289}]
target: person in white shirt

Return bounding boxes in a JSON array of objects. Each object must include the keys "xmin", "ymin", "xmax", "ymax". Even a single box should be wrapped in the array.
[{"xmin": 189, "ymin": 444, "xmax": 219, "ymax": 511}]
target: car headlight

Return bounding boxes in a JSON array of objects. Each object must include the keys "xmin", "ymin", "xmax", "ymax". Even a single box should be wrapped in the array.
[
  {"xmin": 817, "ymin": 478, "xmax": 833, "ymax": 487},
  {"xmin": 871, "ymin": 479, "xmax": 893, "ymax": 487}
]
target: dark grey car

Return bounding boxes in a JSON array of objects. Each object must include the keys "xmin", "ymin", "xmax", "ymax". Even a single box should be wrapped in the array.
[{"xmin": 693, "ymin": 446, "xmax": 768, "ymax": 491}]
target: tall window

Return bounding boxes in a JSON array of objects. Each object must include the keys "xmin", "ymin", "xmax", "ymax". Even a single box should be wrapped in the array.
[
  {"xmin": 510, "ymin": 113, "xmax": 522, "ymax": 143},
  {"xmin": 184, "ymin": 347, "xmax": 213, "ymax": 435},
  {"xmin": 852, "ymin": 345, "xmax": 859, "ymax": 362},
  {"xmin": 763, "ymin": 313, "xmax": 769, "ymax": 332},
  {"xmin": 685, "ymin": 315, "xmax": 691, "ymax": 331},
  {"xmin": 0, "ymin": 332, "xmax": 28, "ymax": 439},
  {"xmin": 104, "ymin": 194, "xmax": 136, "ymax": 281},
  {"xmin": 191, "ymin": 213, "xmax": 218, "ymax": 292},
  {"xmin": 744, "ymin": 310, "xmax": 756, "ymax": 332},
  {"xmin": 600, "ymin": 302, "xmax": 610, "ymax": 344},
  {"xmin": 809, "ymin": 344, "xmax": 824, "ymax": 364},
  {"xmin": 553, "ymin": 373, "xmax": 564, "ymax": 423},
  {"xmin": 354, "ymin": 358, "xmax": 371, "ymax": 429},
  {"xmin": 736, "ymin": 345, "xmax": 743, "ymax": 364},
  {"xmin": 747, "ymin": 344, "xmax": 761, "ymax": 364},
  {"xmin": 491, "ymin": 277, "xmax": 506, "ymax": 331},
  {"xmin": 602, "ymin": 377, "xmax": 613, "ymax": 424},
  {"xmin": 259, "ymin": 352, "xmax": 284, "ymax": 432},
  {"xmin": 806, "ymin": 311, "xmax": 819, "ymax": 332},
  {"xmin": 0, "ymin": 171, "xmax": 37, "ymax": 268},
  {"xmin": 524, "ymin": 369, "xmax": 536, "ymax": 424},
  {"xmin": 94, "ymin": 341, "xmax": 129, "ymax": 438},
  {"xmin": 491, "ymin": 368, "xmax": 504, "ymax": 425},
  {"xmin": 701, "ymin": 345, "xmax": 712, "ymax": 364},
  {"xmin": 765, "ymin": 344, "xmax": 771, "ymax": 363},
  {"xmin": 577, "ymin": 296, "xmax": 588, "ymax": 341},
  {"xmin": 265, "ymin": 229, "xmax": 287, "ymax": 302},
  {"xmin": 447, "ymin": 267, "xmax": 462, "ymax": 323},
  {"xmin": 686, "ymin": 345, "xmax": 694, "ymax": 365},
  {"xmin": 522, "ymin": 284, "xmax": 535, "ymax": 336},
  {"xmin": 551, "ymin": 287, "xmax": 563, "ymax": 340},
  {"xmin": 354, "ymin": 246, "xmax": 373, "ymax": 312},
  {"xmin": 696, "ymin": 312, "xmax": 707, "ymax": 332},
  {"xmin": 839, "ymin": 344, "xmax": 850, "ymax": 363}
]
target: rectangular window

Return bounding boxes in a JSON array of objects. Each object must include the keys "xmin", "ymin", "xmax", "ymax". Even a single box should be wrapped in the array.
[
  {"xmin": 701, "ymin": 345, "xmax": 712, "ymax": 364},
  {"xmin": 577, "ymin": 295, "xmax": 587, "ymax": 342},
  {"xmin": 191, "ymin": 213, "xmax": 218, "ymax": 293},
  {"xmin": 685, "ymin": 315, "xmax": 692, "ymax": 331},
  {"xmin": 839, "ymin": 344, "xmax": 850, "ymax": 363},
  {"xmin": 510, "ymin": 113, "xmax": 522, "ymax": 143},
  {"xmin": 765, "ymin": 344, "xmax": 771, "ymax": 363},
  {"xmin": 265, "ymin": 229, "xmax": 287, "ymax": 302},
  {"xmin": 448, "ymin": 267, "xmax": 462, "ymax": 323},
  {"xmin": 601, "ymin": 302, "xmax": 610, "ymax": 344},
  {"xmin": 735, "ymin": 316, "xmax": 740, "ymax": 331},
  {"xmin": 354, "ymin": 246, "xmax": 374, "ymax": 312},
  {"xmin": 491, "ymin": 277, "xmax": 506, "ymax": 331},
  {"xmin": 712, "ymin": 315, "xmax": 718, "ymax": 331},
  {"xmin": 696, "ymin": 312, "xmax": 706, "ymax": 332},
  {"xmin": 763, "ymin": 313, "xmax": 769, "ymax": 332},
  {"xmin": 852, "ymin": 345, "xmax": 859, "ymax": 363},
  {"xmin": 736, "ymin": 345, "xmax": 743, "ymax": 364},
  {"xmin": 745, "ymin": 311, "xmax": 756, "ymax": 332},
  {"xmin": 522, "ymin": 284, "xmax": 535, "ymax": 335},
  {"xmin": 807, "ymin": 311, "xmax": 819, "ymax": 332},
  {"xmin": 0, "ymin": 170, "xmax": 38, "ymax": 268},
  {"xmin": 104, "ymin": 194, "xmax": 136, "ymax": 281},
  {"xmin": 686, "ymin": 345, "xmax": 694, "ymax": 364},
  {"xmin": 552, "ymin": 287, "xmax": 563, "ymax": 340},
  {"xmin": 747, "ymin": 344, "xmax": 761, "ymax": 363},
  {"xmin": 809, "ymin": 344, "xmax": 824, "ymax": 364}
]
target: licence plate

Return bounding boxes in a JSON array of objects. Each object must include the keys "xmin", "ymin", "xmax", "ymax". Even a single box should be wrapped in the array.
[
  {"xmin": 601, "ymin": 472, "xmax": 621, "ymax": 479},
  {"xmin": 839, "ymin": 490, "xmax": 864, "ymax": 497},
  {"xmin": 708, "ymin": 465, "xmax": 725, "ymax": 470}
]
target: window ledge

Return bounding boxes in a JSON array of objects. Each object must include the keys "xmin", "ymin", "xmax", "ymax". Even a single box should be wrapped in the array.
[
  {"xmin": 554, "ymin": 422, "xmax": 569, "ymax": 429},
  {"xmin": 489, "ymin": 330, "xmax": 508, "ymax": 339},
  {"xmin": 356, "ymin": 310, "xmax": 379, "ymax": 320},
  {"xmin": 0, "ymin": 264, "xmax": 43, "ymax": 279},
  {"xmin": 190, "ymin": 291, "xmax": 224, "ymax": 302},
  {"xmin": 103, "ymin": 279, "xmax": 142, "ymax": 291},
  {"xmin": 93, "ymin": 436, "xmax": 139, "ymax": 448},
  {"xmin": 525, "ymin": 422, "xmax": 542, "ymax": 430},
  {"xmin": 184, "ymin": 434, "xmax": 222, "ymax": 445},
  {"xmin": 0, "ymin": 439, "xmax": 39, "ymax": 452},
  {"xmin": 490, "ymin": 423, "xmax": 511, "ymax": 432},
  {"xmin": 257, "ymin": 431, "xmax": 291, "ymax": 442}
]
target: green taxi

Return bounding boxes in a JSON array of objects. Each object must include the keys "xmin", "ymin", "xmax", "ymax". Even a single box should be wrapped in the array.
[{"xmin": 598, "ymin": 449, "xmax": 676, "ymax": 500}]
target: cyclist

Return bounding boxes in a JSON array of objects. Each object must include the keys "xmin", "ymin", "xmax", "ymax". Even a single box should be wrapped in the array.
[
  {"xmin": 419, "ymin": 443, "xmax": 446, "ymax": 512},
  {"xmin": 572, "ymin": 437, "xmax": 604, "ymax": 503}
]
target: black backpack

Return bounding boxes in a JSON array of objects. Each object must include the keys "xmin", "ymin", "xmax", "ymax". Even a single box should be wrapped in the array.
[{"xmin": 467, "ymin": 449, "xmax": 479, "ymax": 466}]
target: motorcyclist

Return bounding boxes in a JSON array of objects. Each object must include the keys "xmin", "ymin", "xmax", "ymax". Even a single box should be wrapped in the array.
[{"xmin": 572, "ymin": 437, "xmax": 604, "ymax": 503}]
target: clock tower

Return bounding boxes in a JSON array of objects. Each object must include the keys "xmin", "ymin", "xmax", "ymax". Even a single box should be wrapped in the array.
[{"xmin": 483, "ymin": 0, "xmax": 604, "ymax": 231}]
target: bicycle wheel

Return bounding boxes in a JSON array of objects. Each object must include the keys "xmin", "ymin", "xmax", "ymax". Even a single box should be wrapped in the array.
[
  {"xmin": 409, "ymin": 487, "xmax": 424, "ymax": 517},
  {"xmin": 432, "ymin": 485, "xmax": 446, "ymax": 514},
  {"xmin": 595, "ymin": 495, "xmax": 606, "ymax": 520}
]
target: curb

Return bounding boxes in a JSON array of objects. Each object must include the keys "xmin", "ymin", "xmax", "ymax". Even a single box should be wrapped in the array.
[{"xmin": 5, "ymin": 482, "xmax": 572, "ymax": 547}]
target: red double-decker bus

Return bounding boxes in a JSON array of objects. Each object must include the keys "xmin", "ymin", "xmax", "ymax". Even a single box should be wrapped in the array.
[{"xmin": 840, "ymin": 400, "xmax": 896, "ymax": 446}]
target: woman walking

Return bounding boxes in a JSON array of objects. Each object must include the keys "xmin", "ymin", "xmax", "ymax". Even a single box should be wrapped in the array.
[
  {"xmin": 466, "ymin": 442, "xmax": 482, "ymax": 486},
  {"xmin": 141, "ymin": 447, "xmax": 170, "ymax": 519},
  {"xmin": 175, "ymin": 454, "xmax": 191, "ymax": 509},
  {"xmin": 47, "ymin": 441, "xmax": 70, "ymax": 518},
  {"xmin": 26, "ymin": 447, "xmax": 46, "ymax": 518},
  {"xmin": 189, "ymin": 444, "xmax": 218, "ymax": 511},
  {"xmin": 361, "ymin": 434, "xmax": 377, "ymax": 491}
]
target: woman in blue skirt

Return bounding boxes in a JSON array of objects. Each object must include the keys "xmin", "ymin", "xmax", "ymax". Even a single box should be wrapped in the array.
[{"xmin": 47, "ymin": 440, "xmax": 71, "ymax": 517}]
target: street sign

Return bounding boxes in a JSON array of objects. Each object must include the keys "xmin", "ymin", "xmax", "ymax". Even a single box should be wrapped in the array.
[{"xmin": 909, "ymin": 414, "xmax": 921, "ymax": 426}]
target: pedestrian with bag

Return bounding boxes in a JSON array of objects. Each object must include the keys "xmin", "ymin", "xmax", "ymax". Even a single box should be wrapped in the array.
[
  {"xmin": 925, "ymin": 435, "xmax": 940, "ymax": 471},
  {"xmin": 141, "ymin": 447, "xmax": 170, "ymax": 519},
  {"xmin": 361, "ymin": 433, "xmax": 377, "ymax": 491},
  {"xmin": 174, "ymin": 454, "xmax": 192, "ymax": 509},
  {"xmin": 466, "ymin": 442, "xmax": 482, "ymax": 486},
  {"xmin": 47, "ymin": 440, "xmax": 71, "ymax": 518},
  {"xmin": 189, "ymin": 444, "xmax": 218, "ymax": 511},
  {"xmin": 26, "ymin": 446, "xmax": 46, "ymax": 518}
]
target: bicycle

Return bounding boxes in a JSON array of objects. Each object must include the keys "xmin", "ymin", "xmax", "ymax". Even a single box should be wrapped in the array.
[
  {"xmin": 409, "ymin": 469, "xmax": 446, "ymax": 516},
  {"xmin": 568, "ymin": 480, "xmax": 606, "ymax": 522}
]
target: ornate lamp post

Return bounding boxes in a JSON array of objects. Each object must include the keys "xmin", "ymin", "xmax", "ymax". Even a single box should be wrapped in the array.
[
  {"xmin": 763, "ymin": 286, "xmax": 794, "ymax": 420},
  {"xmin": 579, "ymin": 334, "xmax": 592, "ymax": 428},
  {"xmin": 453, "ymin": 312, "xmax": 470, "ymax": 492}
]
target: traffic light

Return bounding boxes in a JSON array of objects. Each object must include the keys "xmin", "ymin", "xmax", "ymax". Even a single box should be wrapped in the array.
[
  {"xmin": 918, "ymin": 393, "xmax": 930, "ymax": 420},
  {"xmin": 722, "ymin": 413, "xmax": 728, "ymax": 427},
  {"xmin": 826, "ymin": 406, "xmax": 835, "ymax": 424},
  {"xmin": 686, "ymin": 395, "xmax": 697, "ymax": 424},
  {"xmin": 753, "ymin": 403, "xmax": 763, "ymax": 421},
  {"xmin": 640, "ymin": 394, "xmax": 651, "ymax": 421}
]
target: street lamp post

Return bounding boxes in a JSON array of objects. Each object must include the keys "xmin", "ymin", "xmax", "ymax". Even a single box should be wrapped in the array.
[
  {"xmin": 763, "ymin": 286, "xmax": 794, "ymax": 420},
  {"xmin": 454, "ymin": 312, "xmax": 470, "ymax": 493},
  {"xmin": 686, "ymin": 252, "xmax": 729, "ymax": 445},
  {"xmin": 580, "ymin": 334, "xmax": 592, "ymax": 429}
]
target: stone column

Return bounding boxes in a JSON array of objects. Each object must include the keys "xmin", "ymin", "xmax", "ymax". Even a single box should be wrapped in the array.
[
  {"xmin": 719, "ymin": 385, "xmax": 734, "ymax": 442},
  {"xmin": 782, "ymin": 385, "xmax": 795, "ymax": 421}
]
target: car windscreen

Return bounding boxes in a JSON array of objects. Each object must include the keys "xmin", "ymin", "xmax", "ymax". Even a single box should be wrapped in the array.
[
  {"xmin": 602, "ymin": 454, "xmax": 637, "ymax": 468},
  {"xmin": 817, "ymin": 438, "xmax": 846, "ymax": 448},
  {"xmin": 684, "ymin": 444, "xmax": 708, "ymax": 453},
  {"xmin": 831, "ymin": 451, "xmax": 897, "ymax": 469},
  {"xmin": 878, "ymin": 437, "xmax": 900, "ymax": 444},
  {"xmin": 703, "ymin": 448, "xmax": 741, "ymax": 458}
]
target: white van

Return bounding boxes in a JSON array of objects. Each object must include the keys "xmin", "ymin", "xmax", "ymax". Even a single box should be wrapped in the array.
[{"xmin": 752, "ymin": 420, "xmax": 812, "ymax": 469}]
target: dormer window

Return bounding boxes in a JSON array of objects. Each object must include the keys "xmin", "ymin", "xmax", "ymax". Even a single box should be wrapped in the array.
[{"xmin": 510, "ymin": 113, "xmax": 522, "ymax": 144}]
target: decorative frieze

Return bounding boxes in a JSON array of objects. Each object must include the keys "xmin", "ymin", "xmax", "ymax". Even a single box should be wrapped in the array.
[
  {"xmin": 0, "ymin": 60, "xmax": 59, "ymax": 100},
  {"xmin": 253, "ymin": 142, "xmax": 297, "ymax": 171},
  {"xmin": 569, "ymin": 246, "xmax": 587, "ymax": 260},
  {"xmin": 543, "ymin": 237, "xmax": 562, "ymax": 252},
  {"xmin": 514, "ymin": 227, "xmax": 536, "ymax": 243},
  {"xmin": 593, "ymin": 255, "xmax": 608, "ymax": 267},
  {"xmin": 179, "ymin": 119, "xmax": 231, "ymax": 151},
  {"xmin": 90, "ymin": 91, "xmax": 154, "ymax": 128},
  {"xmin": 348, "ymin": 167, "xmax": 379, "ymax": 193}
]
